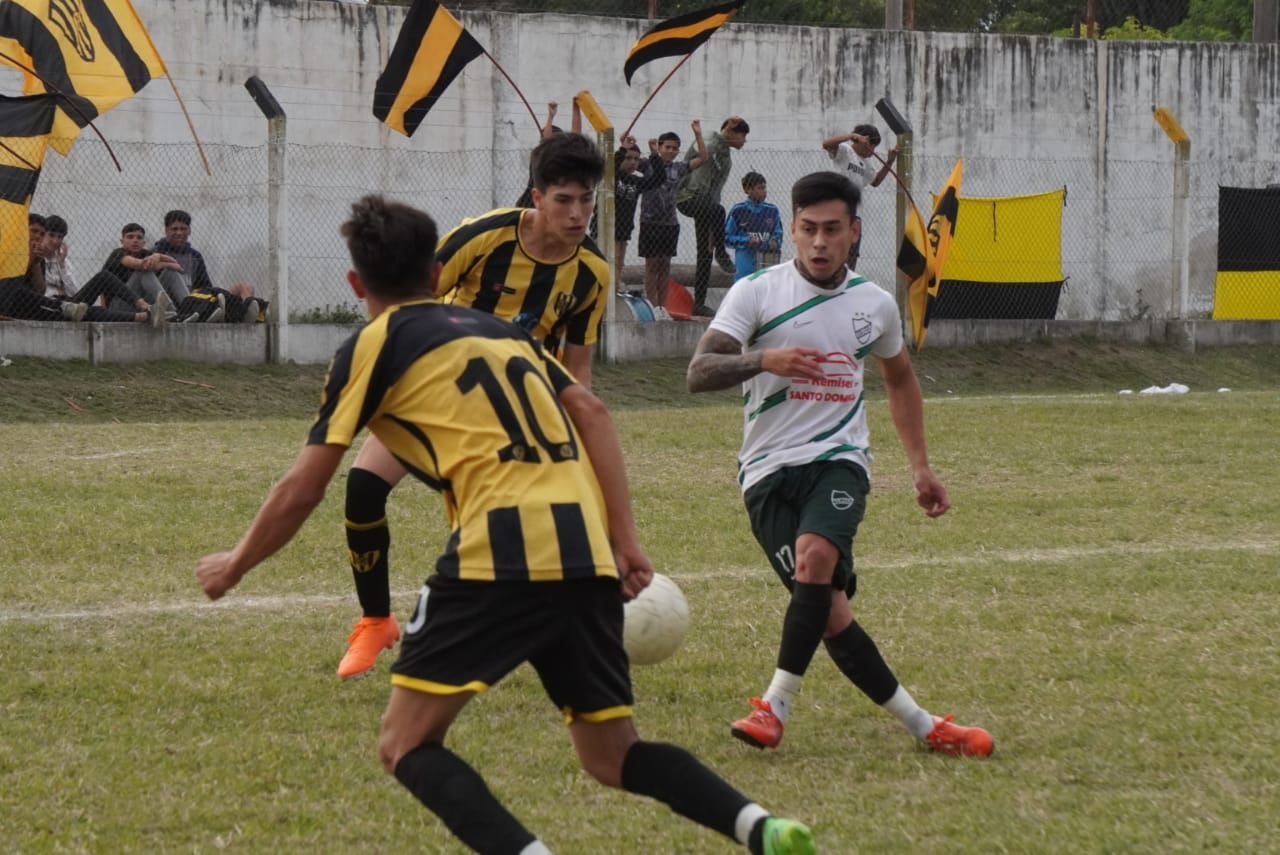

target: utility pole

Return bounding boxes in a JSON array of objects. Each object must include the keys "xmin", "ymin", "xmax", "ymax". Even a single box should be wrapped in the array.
[
  {"xmin": 1087, "ymin": 0, "xmax": 1097, "ymax": 38},
  {"xmin": 885, "ymin": 0, "xmax": 902, "ymax": 30},
  {"xmin": 1256, "ymin": 0, "xmax": 1279, "ymax": 42}
]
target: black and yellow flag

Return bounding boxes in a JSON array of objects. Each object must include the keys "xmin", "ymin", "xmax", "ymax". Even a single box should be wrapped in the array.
[
  {"xmin": 0, "ymin": 94, "xmax": 57, "ymax": 282},
  {"xmin": 624, "ymin": 0, "xmax": 744, "ymax": 85},
  {"xmin": 929, "ymin": 188, "xmax": 1066, "ymax": 322},
  {"xmin": 373, "ymin": 0, "xmax": 485, "ymax": 138},
  {"xmin": 897, "ymin": 159, "xmax": 961, "ymax": 350},
  {"xmin": 0, "ymin": 0, "xmax": 167, "ymax": 155},
  {"xmin": 1213, "ymin": 186, "xmax": 1280, "ymax": 319}
]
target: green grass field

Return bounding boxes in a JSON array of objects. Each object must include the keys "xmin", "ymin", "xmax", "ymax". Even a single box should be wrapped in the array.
[{"xmin": 2, "ymin": 347, "xmax": 1278, "ymax": 853}]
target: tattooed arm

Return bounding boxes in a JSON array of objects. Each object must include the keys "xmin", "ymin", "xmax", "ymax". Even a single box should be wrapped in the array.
[{"xmin": 687, "ymin": 329, "xmax": 827, "ymax": 393}]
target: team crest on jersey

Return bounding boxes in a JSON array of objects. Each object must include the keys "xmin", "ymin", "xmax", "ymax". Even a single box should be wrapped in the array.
[
  {"xmin": 553, "ymin": 292, "xmax": 575, "ymax": 317},
  {"xmin": 851, "ymin": 313, "xmax": 873, "ymax": 345},
  {"xmin": 830, "ymin": 490, "xmax": 855, "ymax": 511}
]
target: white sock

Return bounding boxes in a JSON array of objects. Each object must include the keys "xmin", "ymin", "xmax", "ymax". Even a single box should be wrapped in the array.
[
  {"xmin": 763, "ymin": 669, "xmax": 803, "ymax": 723},
  {"xmin": 882, "ymin": 685, "xmax": 935, "ymax": 739},
  {"xmin": 518, "ymin": 842, "xmax": 554, "ymax": 855},
  {"xmin": 734, "ymin": 803, "xmax": 770, "ymax": 846}
]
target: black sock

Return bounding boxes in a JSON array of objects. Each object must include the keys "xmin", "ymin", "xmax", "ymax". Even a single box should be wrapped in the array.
[
  {"xmin": 345, "ymin": 467, "xmax": 393, "ymax": 618},
  {"xmin": 777, "ymin": 581, "xmax": 831, "ymax": 676},
  {"xmin": 824, "ymin": 620, "xmax": 899, "ymax": 705},
  {"xmin": 747, "ymin": 817, "xmax": 769, "ymax": 855},
  {"xmin": 620, "ymin": 741, "xmax": 752, "ymax": 845},
  {"xmin": 394, "ymin": 742, "xmax": 536, "ymax": 855}
]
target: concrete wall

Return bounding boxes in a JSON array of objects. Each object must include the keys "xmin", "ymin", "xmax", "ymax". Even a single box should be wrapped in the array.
[
  {"xmin": 10, "ymin": 0, "xmax": 1280, "ymax": 363},
  {"xmin": 4, "ymin": 319, "xmax": 1277, "ymax": 367}
]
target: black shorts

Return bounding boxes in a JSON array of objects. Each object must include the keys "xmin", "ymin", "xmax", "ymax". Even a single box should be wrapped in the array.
[
  {"xmin": 390, "ymin": 576, "xmax": 634, "ymax": 724},
  {"xmin": 638, "ymin": 223, "xmax": 680, "ymax": 259},
  {"xmin": 743, "ymin": 460, "xmax": 869, "ymax": 598}
]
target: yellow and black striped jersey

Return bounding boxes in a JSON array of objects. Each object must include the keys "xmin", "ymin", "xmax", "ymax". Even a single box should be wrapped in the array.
[
  {"xmin": 436, "ymin": 208, "xmax": 610, "ymax": 358},
  {"xmin": 310, "ymin": 300, "xmax": 617, "ymax": 584}
]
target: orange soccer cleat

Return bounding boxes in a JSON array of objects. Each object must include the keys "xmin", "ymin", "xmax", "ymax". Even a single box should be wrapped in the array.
[
  {"xmin": 731, "ymin": 697, "xmax": 785, "ymax": 749},
  {"xmin": 337, "ymin": 616, "xmax": 401, "ymax": 680},
  {"xmin": 925, "ymin": 714, "xmax": 994, "ymax": 757}
]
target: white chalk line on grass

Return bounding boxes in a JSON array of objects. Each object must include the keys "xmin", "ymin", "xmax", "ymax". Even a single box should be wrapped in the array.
[
  {"xmin": 2, "ymin": 537, "xmax": 1274, "ymax": 626},
  {"xmin": 65, "ymin": 447, "xmax": 162, "ymax": 460}
]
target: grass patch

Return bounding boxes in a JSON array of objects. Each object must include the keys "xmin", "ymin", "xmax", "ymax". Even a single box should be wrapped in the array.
[{"xmin": 2, "ymin": 348, "xmax": 1278, "ymax": 852}]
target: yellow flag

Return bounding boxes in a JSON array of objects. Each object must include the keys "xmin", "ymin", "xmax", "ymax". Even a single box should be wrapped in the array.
[
  {"xmin": 373, "ymin": 0, "xmax": 485, "ymax": 138},
  {"xmin": 0, "ymin": 95, "xmax": 57, "ymax": 282},
  {"xmin": 624, "ymin": 0, "xmax": 744, "ymax": 85},
  {"xmin": 896, "ymin": 159, "xmax": 962, "ymax": 350},
  {"xmin": 0, "ymin": 0, "xmax": 167, "ymax": 155}
]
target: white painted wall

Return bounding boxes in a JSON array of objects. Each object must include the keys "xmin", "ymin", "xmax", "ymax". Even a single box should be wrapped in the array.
[{"xmin": 20, "ymin": 0, "xmax": 1280, "ymax": 322}]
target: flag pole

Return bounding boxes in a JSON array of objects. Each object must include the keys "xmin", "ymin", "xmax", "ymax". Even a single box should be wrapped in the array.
[
  {"xmin": 871, "ymin": 150, "xmax": 923, "ymax": 222},
  {"xmin": 162, "ymin": 76, "xmax": 211, "ymax": 176},
  {"xmin": 480, "ymin": 49, "xmax": 541, "ymax": 134},
  {"xmin": 0, "ymin": 51, "xmax": 122, "ymax": 171},
  {"xmin": 0, "ymin": 140, "xmax": 39, "ymax": 171},
  {"xmin": 117, "ymin": 1, "xmax": 213, "ymax": 177},
  {"xmin": 621, "ymin": 51, "xmax": 694, "ymax": 141}
]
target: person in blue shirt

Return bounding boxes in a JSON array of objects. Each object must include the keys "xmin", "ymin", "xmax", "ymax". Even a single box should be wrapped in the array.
[{"xmin": 724, "ymin": 172, "xmax": 784, "ymax": 280}]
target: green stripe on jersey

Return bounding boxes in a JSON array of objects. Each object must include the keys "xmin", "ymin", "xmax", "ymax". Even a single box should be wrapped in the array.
[
  {"xmin": 737, "ymin": 452, "xmax": 770, "ymax": 485},
  {"xmin": 748, "ymin": 276, "xmax": 867, "ymax": 345},
  {"xmin": 746, "ymin": 388, "xmax": 788, "ymax": 421},
  {"xmin": 810, "ymin": 393, "xmax": 863, "ymax": 442},
  {"xmin": 815, "ymin": 443, "xmax": 861, "ymax": 461}
]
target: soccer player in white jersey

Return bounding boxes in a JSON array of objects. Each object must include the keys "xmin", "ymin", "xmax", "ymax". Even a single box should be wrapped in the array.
[{"xmin": 686, "ymin": 171, "xmax": 993, "ymax": 758}]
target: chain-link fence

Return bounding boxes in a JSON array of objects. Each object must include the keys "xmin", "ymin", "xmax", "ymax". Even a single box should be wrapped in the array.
[{"xmin": 29, "ymin": 135, "xmax": 1280, "ymax": 323}]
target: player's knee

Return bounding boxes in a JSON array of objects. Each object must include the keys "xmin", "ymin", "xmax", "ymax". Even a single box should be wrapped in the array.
[
  {"xmin": 377, "ymin": 731, "xmax": 406, "ymax": 775},
  {"xmin": 578, "ymin": 753, "xmax": 623, "ymax": 788},
  {"xmin": 794, "ymin": 537, "xmax": 839, "ymax": 583}
]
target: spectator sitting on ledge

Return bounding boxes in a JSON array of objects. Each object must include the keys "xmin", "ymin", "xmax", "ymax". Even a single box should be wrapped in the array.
[{"xmin": 153, "ymin": 209, "xmax": 264, "ymax": 324}]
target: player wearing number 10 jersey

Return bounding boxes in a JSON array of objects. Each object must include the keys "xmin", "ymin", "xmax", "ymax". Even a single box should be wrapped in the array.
[
  {"xmin": 335, "ymin": 132, "xmax": 611, "ymax": 679},
  {"xmin": 311, "ymin": 301, "xmax": 615, "ymax": 583},
  {"xmin": 197, "ymin": 195, "xmax": 816, "ymax": 855}
]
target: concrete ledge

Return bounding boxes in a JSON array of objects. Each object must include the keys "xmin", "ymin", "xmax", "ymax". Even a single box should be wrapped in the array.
[
  {"xmin": 601, "ymin": 318, "xmax": 710, "ymax": 362},
  {"xmin": 923, "ymin": 319, "xmax": 1172, "ymax": 349},
  {"xmin": 5, "ymin": 318, "xmax": 1278, "ymax": 365},
  {"xmin": 1, "ymin": 320, "xmax": 270, "ymax": 365},
  {"xmin": 1178, "ymin": 320, "xmax": 1280, "ymax": 351},
  {"xmin": 924, "ymin": 319, "xmax": 1280, "ymax": 352}
]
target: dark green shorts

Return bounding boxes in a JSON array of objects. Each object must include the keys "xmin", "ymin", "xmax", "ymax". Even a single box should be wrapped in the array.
[{"xmin": 743, "ymin": 460, "xmax": 869, "ymax": 597}]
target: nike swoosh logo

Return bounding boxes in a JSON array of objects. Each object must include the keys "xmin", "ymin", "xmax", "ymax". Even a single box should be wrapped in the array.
[{"xmin": 794, "ymin": 320, "xmax": 814, "ymax": 327}]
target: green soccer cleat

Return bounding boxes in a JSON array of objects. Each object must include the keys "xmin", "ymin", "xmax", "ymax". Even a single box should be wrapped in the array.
[{"xmin": 762, "ymin": 817, "xmax": 816, "ymax": 855}]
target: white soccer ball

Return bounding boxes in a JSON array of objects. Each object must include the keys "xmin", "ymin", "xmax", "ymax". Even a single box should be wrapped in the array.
[{"xmin": 623, "ymin": 573, "xmax": 690, "ymax": 666}]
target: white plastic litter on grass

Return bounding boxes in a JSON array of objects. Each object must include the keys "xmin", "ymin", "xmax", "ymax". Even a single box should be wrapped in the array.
[{"xmin": 1139, "ymin": 383, "xmax": 1190, "ymax": 395}]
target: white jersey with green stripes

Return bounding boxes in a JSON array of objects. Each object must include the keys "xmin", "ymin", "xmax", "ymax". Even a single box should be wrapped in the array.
[{"xmin": 708, "ymin": 263, "xmax": 904, "ymax": 492}]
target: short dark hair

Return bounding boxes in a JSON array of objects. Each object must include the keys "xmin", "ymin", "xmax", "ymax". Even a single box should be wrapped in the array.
[
  {"xmin": 792, "ymin": 171, "xmax": 860, "ymax": 220},
  {"xmin": 340, "ymin": 195, "xmax": 438, "ymax": 299},
  {"xmin": 852, "ymin": 123, "xmax": 882, "ymax": 146},
  {"xmin": 164, "ymin": 210, "xmax": 192, "ymax": 227},
  {"xmin": 658, "ymin": 132, "xmax": 681, "ymax": 146},
  {"xmin": 44, "ymin": 215, "xmax": 68, "ymax": 236},
  {"xmin": 722, "ymin": 118, "xmax": 750, "ymax": 134},
  {"xmin": 529, "ymin": 132, "xmax": 605, "ymax": 193},
  {"xmin": 121, "ymin": 223, "xmax": 145, "ymax": 236},
  {"xmin": 742, "ymin": 171, "xmax": 766, "ymax": 191},
  {"xmin": 28, "ymin": 212, "xmax": 46, "ymax": 228}
]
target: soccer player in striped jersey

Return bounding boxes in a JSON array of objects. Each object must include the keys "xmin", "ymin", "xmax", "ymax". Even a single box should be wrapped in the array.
[
  {"xmin": 197, "ymin": 195, "xmax": 816, "ymax": 855},
  {"xmin": 687, "ymin": 171, "xmax": 993, "ymax": 758},
  {"xmin": 335, "ymin": 132, "xmax": 612, "ymax": 680}
]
